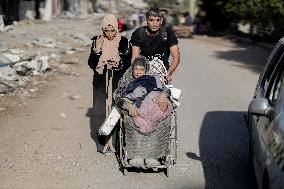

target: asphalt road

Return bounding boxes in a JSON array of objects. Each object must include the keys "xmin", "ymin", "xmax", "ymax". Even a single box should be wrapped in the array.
[{"xmin": 0, "ymin": 17, "xmax": 273, "ymax": 189}]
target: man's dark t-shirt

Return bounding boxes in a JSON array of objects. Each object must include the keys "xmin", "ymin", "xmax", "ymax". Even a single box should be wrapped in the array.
[{"xmin": 130, "ymin": 26, "xmax": 178, "ymax": 69}]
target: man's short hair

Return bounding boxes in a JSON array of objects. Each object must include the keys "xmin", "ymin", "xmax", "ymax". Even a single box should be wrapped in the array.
[{"xmin": 145, "ymin": 7, "xmax": 163, "ymax": 18}]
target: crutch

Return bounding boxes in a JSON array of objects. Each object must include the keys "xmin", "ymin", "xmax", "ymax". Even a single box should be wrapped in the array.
[{"xmin": 102, "ymin": 69, "xmax": 116, "ymax": 154}]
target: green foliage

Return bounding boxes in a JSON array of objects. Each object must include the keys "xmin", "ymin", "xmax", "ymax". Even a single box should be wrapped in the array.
[
  {"xmin": 198, "ymin": 0, "xmax": 234, "ymax": 30},
  {"xmin": 199, "ymin": 0, "xmax": 284, "ymax": 41},
  {"xmin": 225, "ymin": 0, "xmax": 284, "ymax": 41}
]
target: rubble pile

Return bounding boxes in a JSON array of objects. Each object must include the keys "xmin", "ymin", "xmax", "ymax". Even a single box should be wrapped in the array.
[
  {"xmin": 0, "ymin": 11, "xmax": 134, "ymax": 98},
  {"xmin": 0, "ymin": 42, "xmax": 84, "ymax": 96}
]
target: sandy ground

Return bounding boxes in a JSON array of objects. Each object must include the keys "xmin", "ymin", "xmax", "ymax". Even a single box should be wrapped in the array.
[{"xmin": 0, "ymin": 14, "xmax": 274, "ymax": 188}]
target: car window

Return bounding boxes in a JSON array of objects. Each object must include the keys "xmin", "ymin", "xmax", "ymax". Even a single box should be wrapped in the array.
[
  {"xmin": 266, "ymin": 53, "xmax": 284, "ymax": 105},
  {"xmin": 263, "ymin": 45, "xmax": 284, "ymax": 92},
  {"xmin": 268, "ymin": 71, "xmax": 284, "ymax": 104}
]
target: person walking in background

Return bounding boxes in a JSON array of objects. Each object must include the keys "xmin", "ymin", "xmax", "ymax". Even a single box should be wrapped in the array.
[
  {"xmin": 91, "ymin": 0, "xmax": 97, "ymax": 13},
  {"xmin": 88, "ymin": 14, "xmax": 131, "ymax": 155},
  {"xmin": 164, "ymin": 9, "xmax": 174, "ymax": 30},
  {"xmin": 130, "ymin": 7, "xmax": 180, "ymax": 83},
  {"xmin": 183, "ymin": 11, "xmax": 193, "ymax": 33},
  {"xmin": 130, "ymin": 11, "xmax": 139, "ymax": 28},
  {"xmin": 138, "ymin": 10, "xmax": 144, "ymax": 27}
]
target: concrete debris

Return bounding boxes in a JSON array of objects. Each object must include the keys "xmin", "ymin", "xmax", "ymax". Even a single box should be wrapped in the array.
[
  {"xmin": 0, "ymin": 81, "xmax": 16, "ymax": 94},
  {"xmin": 0, "ymin": 73, "xmax": 26, "ymax": 94},
  {"xmin": 49, "ymin": 53, "xmax": 61, "ymax": 61},
  {"xmin": 14, "ymin": 56, "xmax": 50, "ymax": 76},
  {"xmin": 33, "ymin": 37, "xmax": 56, "ymax": 48},
  {"xmin": 14, "ymin": 61, "xmax": 31, "ymax": 75},
  {"xmin": 70, "ymin": 33, "xmax": 92, "ymax": 46},
  {"xmin": 3, "ymin": 53, "xmax": 21, "ymax": 62},
  {"xmin": 7, "ymin": 48, "xmax": 24, "ymax": 54},
  {"xmin": 0, "ymin": 53, "xmax": 51, "ymax": 95},
  {"xmin": 31, "ymin": 56, "xmax": 50, "ymax": 72},
  {"xmin": 0, "ymin": 66, "xmax": 17, "ymax": 81},
  {"xmin": 0, "ymin": 107, "xmax": 5, "ymax": 112},
  {"xmin": 0, "ymin": 54, "xmax": 12, "ymax": 64},
  {"xmin": 0, "ymin": 49, "xmax": 24, "ymax": 65},
  {"xmin": 62, "ymin": 92, "xmax": 82, "ymax": 100},
  {"xmin": 26, "ymin": 10, "xmax": 35, "ymax": 20},
  {"xmin": 0, "ymin": 50, "xmax": 63, "ymax": 96},
  {"xmin": 0, "ymin": 68, "xmax": 27, "ymax": 94}
]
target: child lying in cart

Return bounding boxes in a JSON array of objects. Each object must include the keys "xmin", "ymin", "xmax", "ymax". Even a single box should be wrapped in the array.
[{"xmin": 99, "ymin": 56, "xmax": 181, "ymax": 167}]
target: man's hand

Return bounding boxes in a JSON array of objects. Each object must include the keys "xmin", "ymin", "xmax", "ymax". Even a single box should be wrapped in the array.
[
  {"xmin": 166, "ymin": 73, "xmax": 172, "ymax": 83},
  {"xmin": 127, "ymin": 104, "xmax": 139, "ymax": 117},
  {"xmin": 94, "ymin": 35, "xmax": 104, "ymax": 53},
  {"xmin": 157, "ymin": 93, "xmax": 168, "ymax": 112}
]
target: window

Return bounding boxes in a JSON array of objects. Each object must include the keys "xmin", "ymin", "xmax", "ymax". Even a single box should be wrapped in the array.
[
  {"xmin": 263, "ymin": 45, "xmax": 284, "ymax": 93},
  {"xmin": 266, "ymin": 53, "xmax": 284, "ymax": 105}
]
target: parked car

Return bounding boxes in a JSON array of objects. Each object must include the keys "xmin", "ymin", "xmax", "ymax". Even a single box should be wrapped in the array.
[{"xmin": 248, "ymin": 37, "xmax": 284, "ymax": 189}]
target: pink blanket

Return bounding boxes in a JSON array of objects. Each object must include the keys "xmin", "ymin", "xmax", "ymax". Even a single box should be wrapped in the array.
[{"xmin": 133, "ymin": 91, "xmax": 172, "ymax": 134}]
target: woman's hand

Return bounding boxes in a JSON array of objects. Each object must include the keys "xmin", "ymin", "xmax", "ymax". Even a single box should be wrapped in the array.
[
  {"xmin": 127, "ymin": 104, "xmax": 139, "ymax": 117},
  {"xmin": 94, "ymin": 35, "xmax": 104, "ymax": 53},
  {"xmin": 157, "ymin": 93, "xmax": 168, "ymax": 112}
]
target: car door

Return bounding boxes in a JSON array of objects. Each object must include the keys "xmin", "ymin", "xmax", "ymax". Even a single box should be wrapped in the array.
[
  {"xmin": 252, "ymin": 51, "xmax": 284, "ymax": 174},
  {"xmin": 250, "ymin": 44, "xmax": 284, "ymax": 166}
]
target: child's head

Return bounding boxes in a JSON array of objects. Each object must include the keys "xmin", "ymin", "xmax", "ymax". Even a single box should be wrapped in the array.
[{"xmin": 132, "ymin": 56, "xmax": 149, "ymax": 79}]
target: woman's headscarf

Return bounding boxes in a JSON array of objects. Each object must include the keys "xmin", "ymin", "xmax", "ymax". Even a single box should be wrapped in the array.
[{"xmin": 95, "ymin": 14, "xmax": 121, "ymax": 74}]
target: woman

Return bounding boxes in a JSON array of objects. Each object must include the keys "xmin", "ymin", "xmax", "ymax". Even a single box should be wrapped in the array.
[
  {"xmin": 114, "ymin": 56, "xmax": 172, "ymax": 168},
  {"xmin": 88, "ymin": 14, "xmax": 131, "ymax": 154}
]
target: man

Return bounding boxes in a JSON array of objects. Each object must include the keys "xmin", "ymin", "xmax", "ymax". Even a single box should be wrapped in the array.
[{"xmin": 130, "ymin": 7, "xmax": 180, "ymax": 83}]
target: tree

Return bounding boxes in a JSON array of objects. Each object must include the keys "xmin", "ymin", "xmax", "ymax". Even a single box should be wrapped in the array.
[
  {"xmin": 198, "ymin": 0, "xmax": 235, "ymax": 31},
  {"xmin": 225, "ymin": 0, "xmax": 284, "ymax": 40}
]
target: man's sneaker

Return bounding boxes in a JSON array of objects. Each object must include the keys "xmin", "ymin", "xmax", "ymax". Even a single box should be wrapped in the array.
[
  {"xmin": 128, "ymin": 157, "xmax": 144, "ymax": 167},
  {"xmin": 145, "ymin": 158, "xmax": 160, "ymax": 168}
]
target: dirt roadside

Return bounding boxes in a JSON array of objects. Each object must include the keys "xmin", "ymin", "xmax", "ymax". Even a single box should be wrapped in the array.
[
  {"xmin": 0, "ymin": 15, "xmax": 112, "ymax": 188},
  {"xmin": 0, "ymin": 14, "xmax": 271, "ymax": 188}
]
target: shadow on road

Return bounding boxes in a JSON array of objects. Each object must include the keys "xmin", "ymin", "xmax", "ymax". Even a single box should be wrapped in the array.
[
  {"xmin": 85, "ymin": 86, "xmax": 107, "ymax": 153},
  {"xmin": 186, "ymin": 152, "xmax": 201, "ymax": 161},
  {"xmin": 214, "ymin": 46, "xmax": 271, "ymax": 74},
  {"xmin": 198, "ymin": 111, "xmax": 257, "ymax": 189}
]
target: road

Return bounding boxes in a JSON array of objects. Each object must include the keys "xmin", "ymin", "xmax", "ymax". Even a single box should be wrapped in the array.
[{"xmin": 0, "ymin": 17, "xmax": 273, "ymax": 189}]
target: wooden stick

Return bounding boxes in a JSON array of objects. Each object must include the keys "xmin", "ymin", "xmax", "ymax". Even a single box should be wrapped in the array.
[{"xmin": 102, "ymin": 70, "xmax": 115, "ymax": 153}]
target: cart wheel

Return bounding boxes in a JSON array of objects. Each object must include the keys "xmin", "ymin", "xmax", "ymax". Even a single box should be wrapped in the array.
[{"xmin": 123, "ymin": 168, "xmax": 128, "ymax": 176}]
